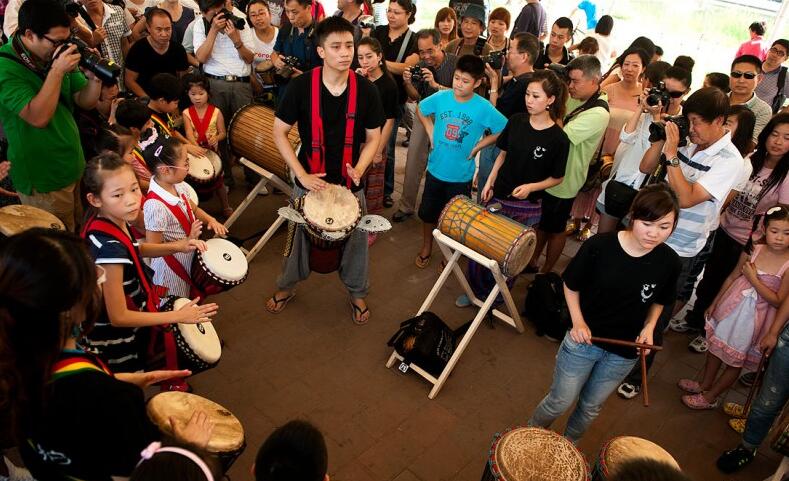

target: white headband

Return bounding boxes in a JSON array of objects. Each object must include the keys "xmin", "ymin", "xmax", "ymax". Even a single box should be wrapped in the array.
[{"xmin": 137, "ymin": 442, "xmax": 215, "ymax": 481}]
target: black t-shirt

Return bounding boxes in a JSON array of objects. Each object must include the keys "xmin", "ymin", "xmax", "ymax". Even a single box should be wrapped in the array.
[
  {"xmin": 125, "ymin": 39, "xmax": 189, "ymax": 95},
  {"xmin": 494, "ymin": 113, "xmax": 569, "ymax": 201},
  {"xmin": 535, "ymin": 44, "xmax": 573, "ymax": 69},
  {"xmin": 19, "ymin": 351, "xmax": 159, "ymax": 481},
  {"xmin": 276, "ymin": 69, "xmax": 385, "ymax": 190},
  {"xmin": 373, "ymin": 25, "xmax": 417, "ymax": 106},
  {"xmin": 373, "ymin": 73, "xmax": 399, "ymax": 120},
  {"xmin": 562, "ymin": 232, "xmax": 681, "ymax": 358},
  {"xmin": 496, "ymin": 72, "xmax": 532, "ymax": 118}
]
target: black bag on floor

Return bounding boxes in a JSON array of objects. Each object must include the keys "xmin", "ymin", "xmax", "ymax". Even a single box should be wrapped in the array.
[
  {"xmin": 387, "ymin": 312, "xmax": 465, "ymax": 377},
  {"xmin": 523, "ymin": 272, "xmax": 571, "ymax": 340}
]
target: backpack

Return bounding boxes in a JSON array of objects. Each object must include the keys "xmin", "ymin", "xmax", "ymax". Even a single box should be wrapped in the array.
[
  {"xmin": 523, "ymin": 272, "xmax": 571, "ymax": 340},
  {"xmin": 387, "ymin": 312, "xmax": 469, "ymax": 376},
  {"xmin": 772, "ymin": 66, "xmax": 788, "ymax": 114}
]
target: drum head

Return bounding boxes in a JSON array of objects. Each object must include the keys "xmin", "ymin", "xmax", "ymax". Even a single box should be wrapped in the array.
[
  {"xmin": 188, "ymin": 154, "xmax": 216, "ymax": 181},
  {"xmin": 147, "ymin": 392, "xmax": 244, "ymax": 453},
  {"xmin": 0, "ymin": 205, "xmax": 65, "ymax": 236},
  {"xmin": 504, "ymin": 228, "xmax": 537, "ymax": 277},
  {"xmin": 302, "ymin": 185, "xmax": 361, "ymax": 232},
  {"xmin": 602, "ymin": 436, "xmax": 680, "ymax": 477},
  {"xmin": 204, "ymin": 150, "xmax": 223, "ymax": 174},
  {"xmin": 491, "ymin": 427, "xmax": 587, "ymax": 481},
  {"xmin": 173, "ymin": 298, "xmax": 221, "ymax": 364},
  {"xmin": 201, "ymin": 238, "xmax": 248, "ymax": 282}
]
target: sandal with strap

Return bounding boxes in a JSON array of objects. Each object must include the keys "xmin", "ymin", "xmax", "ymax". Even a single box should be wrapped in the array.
[
  {"xmin": 350, "ymin": 300, "xmax": 370, "ymax": 325},
  {"xmin": 682, "ymin": 392, "xmax": 720, "ymax": 410},
  {"xmin": 728, "ymin": 418, "xmax": 746, "ymax": 434},
  {"xmin": 266, "ymin": 292, "xmax": 295, "ymax": 314},
  {"xmin": 677, "ymin": 378, "xmax": 703, "ymax": 394},
  {"xmin": 415, "ymin": 254, "xmax": 431, "ymax": 269}
]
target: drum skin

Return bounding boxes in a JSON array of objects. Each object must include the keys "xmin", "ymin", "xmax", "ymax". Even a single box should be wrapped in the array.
[
  {"xmin": 0, "ymin": 205, "xmax": 65, "ymax": 237},
  {"xmin": 593, "ymin": 436, "xmax": 680, "ymax": 481},
  {"xmin": 228, "ymin": 104, "xmax": 300, "ymax": 182},
  {"xmin": 438, "ymin": 196, "xmax": 536, "ymax": 277},
  {"xmin": 192, "ymin": 238, "xmax": 249, "ymax": 295}
]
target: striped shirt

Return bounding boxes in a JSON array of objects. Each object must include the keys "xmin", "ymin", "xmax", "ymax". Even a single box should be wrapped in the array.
[
  {"xmin": 144, "ymin": 178, "xmax": 195, "ymax": 300},
  {"xmin": 84, "ymin": 223, "xmax": 152, "ymax": 373},
  {"xmin": 78, "ymin": 4, "xmax": 131, "ymax": 89},
  {"xmin": 665, "ymin": 132, "xmax": 743, "ymax": 258}
]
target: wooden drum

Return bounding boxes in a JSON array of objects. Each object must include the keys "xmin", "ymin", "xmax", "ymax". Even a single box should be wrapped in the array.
[
  {"xmin": 481, "ymin": 427, "xmax": 588, "ymax": 481},
  {"xmin": 147, "ymin": 391, "xmax": 245, "ymax": 472},
  {"xmin": 228, "ymin": 104, "xmax": 300, "ymax": 182},
  {"xmin": 593, "ymin": 436, "xmax": 680, "ymax": 481},
  {"xmin": 0, "ymin": 205, "xmax": 65, "ymax": 238},
  {"xmin": 438, "ymin": 196, "xmax": 536, "ymax": 277}
]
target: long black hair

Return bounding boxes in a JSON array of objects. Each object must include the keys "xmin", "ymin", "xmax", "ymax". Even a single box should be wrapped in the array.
[
  {"xmin": 750, "ymin": 113, "xmax": 789, "ymax": 200},
  {"xmin": 726, "ymin": 104, "xmax": 756, "ymax": 157}
]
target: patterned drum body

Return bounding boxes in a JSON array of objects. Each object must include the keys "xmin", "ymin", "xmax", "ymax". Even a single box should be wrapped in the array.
[
  {"xmin": 147, "ymin": 392, "xmax": 245, "ymax": 472},
  {"xmin": 592, "ymin": 436, "xmax": 680, "ymax": 481},
  {"xmin": 160, "ymin": 297, "xmax": 221, "ymax": 374},
  {"xmin": 192, "ymin": 238, "xmax": 249, "ymax": 295},
  {"xmin": 0, "ymin": 205, "xmax": 65, "ymax": 237},
  {"xmin": 481, "ymin": 426, "xmax": 588, "ymax": 481},
  {"xmin": 438, "ymin": 196, "xmax": 536, "ymax": 277},
  {"xmin": 228, "ymin": 104, "xmax": 300, "ymax": 182}
]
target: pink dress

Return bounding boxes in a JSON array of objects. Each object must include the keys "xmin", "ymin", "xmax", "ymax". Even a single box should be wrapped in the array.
[{"xmin": 706, "ymin": 245, "xmax": 789, "ymax": 370}]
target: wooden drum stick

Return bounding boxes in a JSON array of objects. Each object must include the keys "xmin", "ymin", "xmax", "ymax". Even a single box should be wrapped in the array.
[{"xmin": 590, "ymin": 336, "xmax": 662, "ymax": 407}]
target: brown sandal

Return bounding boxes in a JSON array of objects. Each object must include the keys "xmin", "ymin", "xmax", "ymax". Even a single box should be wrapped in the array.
[{"xmin": 415, "ymin": 254, "xmax": 431, "ymax": 269}]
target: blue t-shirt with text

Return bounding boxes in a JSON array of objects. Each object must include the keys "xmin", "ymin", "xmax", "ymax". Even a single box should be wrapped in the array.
[{"xmin": 419, "ymin": 90, "xmax": 507, "ymax": 183}]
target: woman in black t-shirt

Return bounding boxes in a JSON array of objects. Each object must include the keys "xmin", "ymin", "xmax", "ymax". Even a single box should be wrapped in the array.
[
  {"xmin": 527, "ymin": 185, "xmax": 681, "ymax": 442},
  {"xmin": 0, "ymin": 229, "xmax": 210, "ymax": 481}
]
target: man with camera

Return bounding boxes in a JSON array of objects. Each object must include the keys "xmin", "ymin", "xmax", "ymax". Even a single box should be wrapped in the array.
[
  {"xmin": 616, "ymin": 87, "xmax": 743, "ymax": 401},
  {"xmin": 271, "ymin": 0, "xmax": 321, "ymax": 93},
  {"xmin": 392, "ymin": 28, "xmax": 457, "ymax": 222},
  {"xmin": 194, "ymin": 0, "xmax": 255, "ymax": 123},
  {"xmin": 535, "ymin": 16, "xmax": 573, "ymax": 69},
  {"xmin": 0, "ymin": 0, "xmax": 102, "ymax": 231}
]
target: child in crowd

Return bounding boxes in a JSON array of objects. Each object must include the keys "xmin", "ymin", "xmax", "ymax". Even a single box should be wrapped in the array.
[
  {"xmin": 575, "ymin": 36, "xmax": 599, "ymax": 56},
  {"xmin": 81, "ymin": 153, "xmax": 218, "ymax": 380},
  {"xmin": 679, "ymin": 205, "xmax": 789, "ymax": 409},
  {"xmin": 181, "ymin": 74, "xmax": 233, "ymax": 217},
  {"xmin": 458, "ymin": 70, "xmax": 570, "ymax": 306},
  {"xmin": 131, "ymin": 442, "xmax": 219, "ymax": 481},
  {"xmin": 254, "ymin": 420, "xmax": 328, "ymax": 481},
  {"xmin": 143, "ymin": 136, "xmax": 228, "ymax": 300},
  {"xmin": 116, "ymin": 99, "xmax": 156, "ymax": 191},
  {"xmin": 725, "ymin": 104, "xmax": 757, "ymax": 156},
  {"xmin": 147, "ymin": 73, "xmax": 206, "ymax": 157},
  {"xmin": 414, "ymin": 55, "xmax": 507, "ymax": 268}
]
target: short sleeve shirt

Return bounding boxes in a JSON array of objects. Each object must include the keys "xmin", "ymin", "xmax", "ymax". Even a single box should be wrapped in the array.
[
  {"xmin": 124, "ymin": 39, "xmax": 189, "ymax": 95},
  {"xmin": 419, "ymin": 90, "xmax": 508, "ymax": 182},
  {"xmin": 193, "ymin": 11, "xmax": 256, "ymax": 77},
  {"xmin": 562, "ymin": 232, "xmax": 681, "ymax": 358},
  {"xmin": 496, "ymin": 72, "xmax": 532, "ymax": 118},
  {"xmin": 273, "ymin": 23, "xmax": 322, "ymax": 72},
  {"xmin": 373, "ymin": 25, "xmax": 417, "ymax": 106},
  {"xmin": 722, "ymin": 167, "xmax": 789, "ymax": 244},
  {"xmin": 755, "ymin": 65, "xmax": 789, "ymax": 110},
  {"xmin": 0, "ymin": 41, "xmax": 87, "ymax": 195},
  {"xmin": 373, "ymin": 74, "xmax": 400, "ymax": 120}
]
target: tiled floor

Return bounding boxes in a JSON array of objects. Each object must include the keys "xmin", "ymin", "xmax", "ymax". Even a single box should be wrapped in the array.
[{"xmin": 185, "ymin": 132, "xmax": 782, "ymax": 481}]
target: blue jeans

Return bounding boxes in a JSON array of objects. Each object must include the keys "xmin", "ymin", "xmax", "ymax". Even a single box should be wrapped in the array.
[
  {"xmin": 529, "ymin": 334, "xmax": 638, "ymax": 442},
  {"xmin": 476, "ymin": 145, "xmax": 500, "ymax": 203},
  {"xmin": 384, "ymin": 104, "xmax": 405, "ymax": 198},
  {"xmin": 743, "ymin": 324, "xmax": 789, "ymax": 449}
]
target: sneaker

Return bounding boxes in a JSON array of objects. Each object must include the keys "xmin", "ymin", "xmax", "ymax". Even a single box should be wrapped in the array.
[
  {"xmin": 724, "ymin": 402, "xmax": 746, "ymax": 418},
  {"xmin": 392, "ymin": 210, "xmax": 413, "ymax": 222},
  {"xmin": 455, "ymin": 294, "xmax": 472, "ymax": 308},
  {"xmin": 716, "ymin": 446, "xmax": 755, "ymax": 474},
  {"xmin": 688, "ymin": 335, "xmax": 708, "ymax": 353},
  {"xmin": 739, "ymin": 371, "xmax": 757, "ymax": 387},
  {"xmin": 728, "ymin": 418, "xmax": 746, "ymax": 434},
  {"xmin": 617, "ymin": 382, "xmax": 640, "ymax": 400},
  {"xmin": 669, "ymin": 318, "xmax": 692, "ymax": 333}
]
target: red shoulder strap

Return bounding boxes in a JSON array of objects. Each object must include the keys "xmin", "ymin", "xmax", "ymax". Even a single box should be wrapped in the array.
[
  {"xmin": 187, "ymin": 105, "xmax": 215, "ymax": 146},
  {"xmin": 146, "ymin": 189, "xmax": 196, "ymax": 235},
  {"xmin": 343, "ymin": 70, "xmax": 357, "ymax": 189}
]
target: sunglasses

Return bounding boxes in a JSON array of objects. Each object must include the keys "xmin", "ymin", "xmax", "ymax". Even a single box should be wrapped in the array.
[
  {"xmin": 731, "ymin": 71, "xmax": 757, "ymax": 80},
  {"xmin": 667, "ymin": 90, "xmax": 685, "ymax": 98}
]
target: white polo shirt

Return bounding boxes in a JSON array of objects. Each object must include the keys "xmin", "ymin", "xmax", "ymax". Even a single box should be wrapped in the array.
[{"xmin": 192, "ymin": 7, "xmax": 255, "ymax": 77}]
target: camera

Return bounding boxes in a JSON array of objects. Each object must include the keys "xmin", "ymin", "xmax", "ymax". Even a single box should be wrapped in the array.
[
  {"xmin": 276, "ymin": 55, "xmax": 301, "ymax": 78},
  {"xmin": 219, "ymin": 8, "xmax": 246, "ymax": 30},
  {"xmin": 358, "ymin": 15, "xmax": 375, "ymax": 29},
  {"xmin": 59, "ymin": 0, "xmax": 97, "ymax": 29},
  {"xmin": 117, "ymin": 91, "xmax": 137, "ymax": 100},
  {"xmin": 54, "ymin": 37, "xmax": 121, "ymax": 83},
  {"xmin": 646, "ymin": 81, "xmax": 670, "ymax": 108},
  {"xmin": 648, "ymin": 115, "xmax": 690, "ymax": 147},
  {"xmin": 482, "ymin": 49, "xmax": 507, "ymax": 70},
  {"xmin": 408, "ymin": 65, "xmax": 425, "ymax": 85}
]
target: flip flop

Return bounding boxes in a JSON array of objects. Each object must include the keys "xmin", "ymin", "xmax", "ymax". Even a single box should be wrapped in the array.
[
  {"xmin": 415, "ymin": 254, "xmax": 431, "ymax": 268},
  {"xmin": 266, "ymin": 292, "xmax": 295, "ymax": 314},
  {"xmin": 350, "ymin": 300, "xmax": 370, "ymax": 325}
]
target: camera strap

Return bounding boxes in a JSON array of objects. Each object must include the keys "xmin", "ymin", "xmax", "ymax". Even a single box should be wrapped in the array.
[
  {"xmin": 563, "ymin": 90, "xmax": 608, "ymax": 125},
  {"xmin": 0, "ymin": 39, "xmax": 72, "ymax": 109},
  {"xmin": 395, "ymin": 29, "xmax": 413, "ymax": 63}
]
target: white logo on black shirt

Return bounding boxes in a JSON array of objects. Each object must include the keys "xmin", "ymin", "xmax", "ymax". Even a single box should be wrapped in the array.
[
  {"xmin": 533, "ymin": 146, "xmax": 546, "ymax": 158},
  {"xmin": 641, "ymin": 283, "xmax": 656, "ymax": 303}
]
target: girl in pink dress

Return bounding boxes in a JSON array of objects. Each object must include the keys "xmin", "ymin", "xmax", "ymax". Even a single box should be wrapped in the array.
[{"xmin": 678, "ymin": 205, "xmax": 789, "ymax": 409}]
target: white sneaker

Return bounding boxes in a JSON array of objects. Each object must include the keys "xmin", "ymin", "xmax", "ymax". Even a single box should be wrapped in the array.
[
  {"xmin": 617, "ymin": 382, "xmax": 640, "ymax": 400},
  {"xmin": 688, "ymin": 335, "xmax": 708, "ymax": 353}
]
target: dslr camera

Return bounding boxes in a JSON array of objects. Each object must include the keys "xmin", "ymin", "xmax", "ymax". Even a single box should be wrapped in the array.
[
  {"xmin": 277, "ymin": 55, "xmax": 301, "ymax": 78},
  {"xmin": 482, "ymin": 49, "xmax": 507, "ymax": 70},
  {"xmin": 358, "ymin": 15, "xmax": 375, "ymax": 30},
  {"xmin": 646, "ymin": 81, "xmax": 670, "ymax": 108},
  {"xmin": 648, "ymin": 115, "xmax": 690, "ymax": 147},
  {"xmin": 408, "ymin": 64, "xmax": 426, "ymax": 86},
  {"xmin": 219, "ymin": 8, "xmax": 246, "ymax": 29},
  {"xmin": 54, "ymin": 36, "xmax": 121, "ymax": 83}
]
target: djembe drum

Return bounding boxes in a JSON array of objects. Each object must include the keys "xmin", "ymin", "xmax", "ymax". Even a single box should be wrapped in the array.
[
  {"xmin": 147, "ymin": 392, "xmax": 245, "ymax": 472},
  {"xmin": 438, "ymin": 196, "xmax": 536, "ymax": 277},
  {"xmin": 592, "ymin": 436, "xmax": 680, "ymax": 481},
  {"xmin": 228, "ymin": 104, "xmax": 300, "ymax": 182},
  {"xmin": 481, "ymin": 427, "xmax": 588, "ymax": 481},
  {"xmin": 159, "ymin": 297, "xmax": 222, "ymax": 374},
  {"xmin": 191, "ymin": 238, "xmax": 249, "ymax": 295},
  {"xmin": 0, "ymin": 205, "xmax": 65, "ymax": 239}
]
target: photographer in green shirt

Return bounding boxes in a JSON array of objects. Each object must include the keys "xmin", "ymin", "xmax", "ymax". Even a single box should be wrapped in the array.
[{"xmin": 0, "ymin": 0, "xmax": 102, "ymax": 231}]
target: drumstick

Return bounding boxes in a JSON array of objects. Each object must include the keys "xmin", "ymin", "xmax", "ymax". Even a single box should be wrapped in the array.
[
  {"xmin": 640, "ymin": 350, "xmax": 649, "ymax": 407},
  {"xmin": 591, "ymin": 337, "xmax": 660, "ymax": 408},
  {"xmin": 743, "ymin": 353, "xmax": 769, "ymax": 415}
]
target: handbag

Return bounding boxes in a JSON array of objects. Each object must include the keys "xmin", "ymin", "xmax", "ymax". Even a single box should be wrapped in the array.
[{"xmin": 604, "ymin": 179, "xmax": 639, "ymax": 219}]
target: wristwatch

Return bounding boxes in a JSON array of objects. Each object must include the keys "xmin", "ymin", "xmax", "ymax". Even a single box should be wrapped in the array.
[{"xmin": 666, "ymin": 155, "xmax": 680, "ymax": 167}]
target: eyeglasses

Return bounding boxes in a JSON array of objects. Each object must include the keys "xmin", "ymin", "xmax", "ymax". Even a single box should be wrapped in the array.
[
  {"xmin": 770, "ymin": 47, "xmax": 788, "ymax": 56},
  {"xmin": 42, "ymin": 34, "xmax": 68, "ymax": 47},
  {"xmin": 731, "ymin": 71, "xmax": 757, "ymax": 80},
  {"xmin": 387, "ymin": 8, "xmax": 406, "ymax": 15}
]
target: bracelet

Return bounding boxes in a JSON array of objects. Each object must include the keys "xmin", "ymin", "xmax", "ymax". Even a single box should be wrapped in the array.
[{"xmin": 489, "ymin": 89, "xmax": 498, "ymax": 93}]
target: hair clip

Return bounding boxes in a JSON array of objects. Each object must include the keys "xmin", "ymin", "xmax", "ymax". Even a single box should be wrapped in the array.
[
  {"xmin": 767, "ymin": 206, "xmax": 784, "ymax": 215},
  {"xmin": 154, "ymin": 145, "xmax": 164, "ymax": 158}
]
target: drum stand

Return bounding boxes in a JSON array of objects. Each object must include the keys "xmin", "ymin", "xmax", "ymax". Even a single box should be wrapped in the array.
[
  {"xmin": 385, "ymin": 229, "xmax": 525, "ymax": 399},
  {"xmin": 223, "ymin": 159, "xmax": 293, "ymax": 262}
]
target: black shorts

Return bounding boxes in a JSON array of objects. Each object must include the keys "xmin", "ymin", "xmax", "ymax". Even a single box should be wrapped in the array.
[
  {"xmin": 538, "ymin": 193, "xmax": 575, "ymax": 234},
  {"xmin": 418, "ymin": 171, "xmax": 472, "ymax": 224}
]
